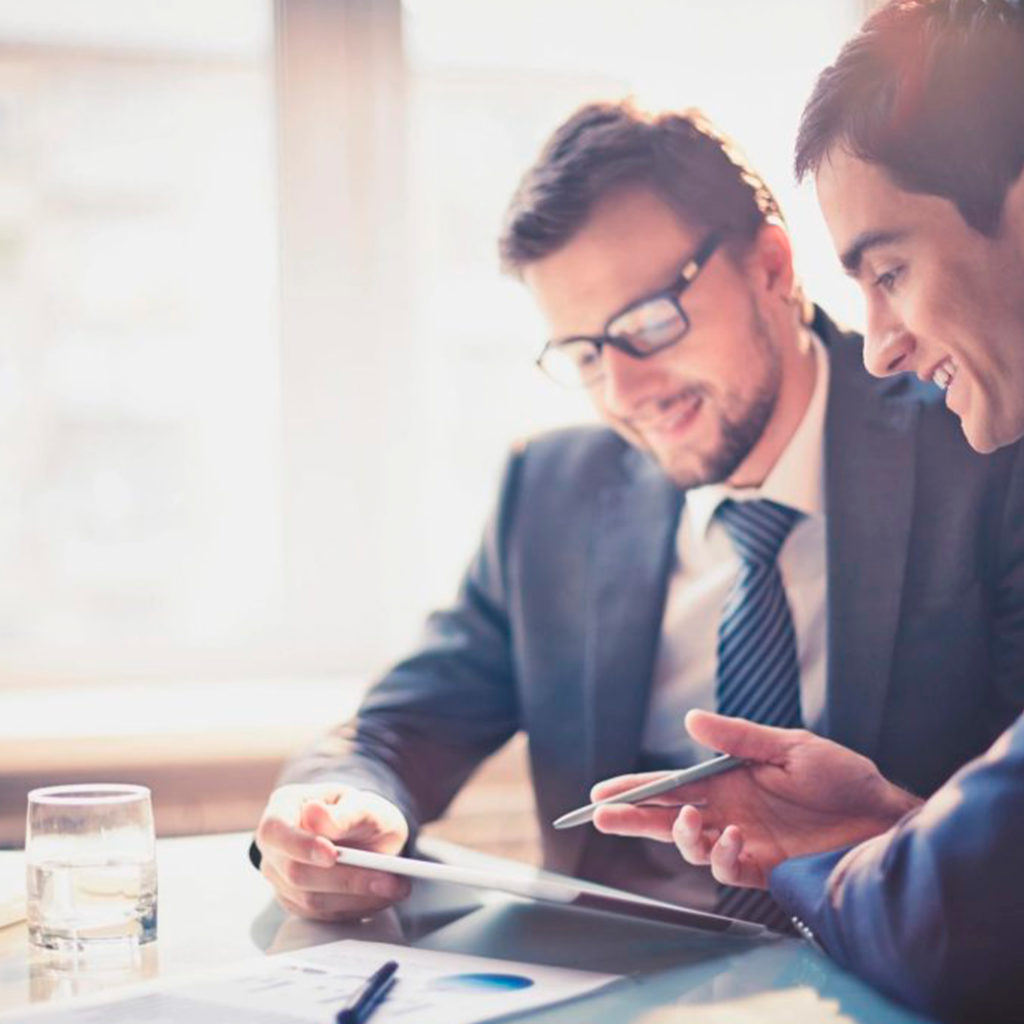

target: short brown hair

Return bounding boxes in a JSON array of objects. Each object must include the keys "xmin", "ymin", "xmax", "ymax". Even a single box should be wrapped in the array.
[
  {"xmin": 499, "ymin": 101, "xmax": 783, "ymax": 274},
  {"xmin": 795, "ymin": 0, "xmax": 1024, "ymax": 235}
]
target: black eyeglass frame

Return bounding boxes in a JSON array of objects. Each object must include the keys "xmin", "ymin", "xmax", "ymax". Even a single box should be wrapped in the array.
[{"xmin": 535, "ymin": 231, "xmax": 724, "ymax": 387}]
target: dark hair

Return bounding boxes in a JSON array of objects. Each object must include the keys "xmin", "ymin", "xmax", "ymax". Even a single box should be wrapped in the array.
[
  {"xmin": 499, "ymin": 101, "xmax": 783, "ymax": 274},
  {"xmin": 795, "ymin": 0, "xmax": 1024, "ymax": 235}
]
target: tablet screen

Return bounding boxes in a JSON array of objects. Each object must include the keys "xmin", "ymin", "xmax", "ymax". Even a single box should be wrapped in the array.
[{"xmin": 333, "ymin": 845, "xmax": 767, "ymax": 938}]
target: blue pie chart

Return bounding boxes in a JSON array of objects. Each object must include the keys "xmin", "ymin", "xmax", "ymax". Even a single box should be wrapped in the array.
[{"xmin": 430, "ymin": 972, "xmax": 535, "ymax": 993}]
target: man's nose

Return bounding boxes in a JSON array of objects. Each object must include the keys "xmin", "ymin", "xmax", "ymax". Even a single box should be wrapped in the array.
[
  {"xmin": 863, "ymin": 300, "xmax": 915, "ymax": 378},
  {"xmin": 598, "ymin": 344, "xmax": 659, "ymax": 415}
]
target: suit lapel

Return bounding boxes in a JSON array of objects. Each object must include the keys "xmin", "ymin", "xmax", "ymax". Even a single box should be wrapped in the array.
[
  {"xmin": 585, "ymin": 448, "xmax": 684, "ymax": 788},
  {"xmin": 821, "ymin": 313, "xmax": 919, "ymax": 757}
]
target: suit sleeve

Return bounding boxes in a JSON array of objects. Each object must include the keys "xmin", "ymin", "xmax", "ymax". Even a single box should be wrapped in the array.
[
  {"xmin": 275, "ymin": 446, "xmax": 526, "ymax": 839},
  {"xmin": 990, "ymin": 443, "xmax": 1024, "ymax": 715},
  {"xmin": 770, "ymin": 714, "xmax": 1024, "ymax": 1022}
]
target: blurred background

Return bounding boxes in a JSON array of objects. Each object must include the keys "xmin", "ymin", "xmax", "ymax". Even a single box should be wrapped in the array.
[{"xmin": 0, "ymin": 0, "xmax": 870, "ymax": 855}]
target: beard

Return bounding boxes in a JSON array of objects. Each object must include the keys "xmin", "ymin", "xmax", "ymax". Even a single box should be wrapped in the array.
[{"xmin": 644, "ymin": 301, "xmax": 783, "ymax": 489}]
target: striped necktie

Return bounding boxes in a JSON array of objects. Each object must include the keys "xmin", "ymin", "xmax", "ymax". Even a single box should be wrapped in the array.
[{"xmin": 713, "ymin": 498, "xmax": 803, "ymax": 929}]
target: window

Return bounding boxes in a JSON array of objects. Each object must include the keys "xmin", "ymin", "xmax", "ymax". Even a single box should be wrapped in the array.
[
  {"xmin": 0, "ymin": 1, "xmax": 280, "ymax": 687},
  {"xmin": 0, "ymin": 0, "xmax": 864, "ymax": 689}
]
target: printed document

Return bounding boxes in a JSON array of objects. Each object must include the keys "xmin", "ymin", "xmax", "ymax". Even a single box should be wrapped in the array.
[{"xmin": 14, "ymin": 938, "xmax": 621, "ymax": 1023}]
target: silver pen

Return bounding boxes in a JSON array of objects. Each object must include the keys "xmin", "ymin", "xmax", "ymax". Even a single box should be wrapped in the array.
[{"xmin": 553, "ymin": 753, "xmax": 746, "ymax": 830}]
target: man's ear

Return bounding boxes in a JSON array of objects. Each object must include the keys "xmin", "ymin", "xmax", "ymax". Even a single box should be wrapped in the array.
[{"xmin": 749, "ymin": 221, "xmax": 796, "ymax": 300}]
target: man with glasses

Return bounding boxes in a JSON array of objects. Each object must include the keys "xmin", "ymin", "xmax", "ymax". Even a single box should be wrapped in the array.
[{"xmin": 252, "ymin": 102, "xmax": 1024, "ymax": 932}]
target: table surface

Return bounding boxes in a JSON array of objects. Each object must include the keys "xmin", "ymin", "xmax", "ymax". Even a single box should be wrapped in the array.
[{"xmin": 0, "ymin": 832, "xmax": 935, "ymax": 1023}]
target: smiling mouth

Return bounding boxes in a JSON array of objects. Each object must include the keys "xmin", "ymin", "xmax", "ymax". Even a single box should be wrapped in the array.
[
  {"xmin": 630, "ymin": 392, "xmax": 704, "ymax": 437},
  {"xmin": 932, "ymin": 358, "xmax": 958, "ymax": 391}
]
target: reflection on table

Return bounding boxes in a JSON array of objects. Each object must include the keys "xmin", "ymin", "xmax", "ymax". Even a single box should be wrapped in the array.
[{"xmin": 0, "ymin": 832, "xmax": 935, "ymax": 1023}]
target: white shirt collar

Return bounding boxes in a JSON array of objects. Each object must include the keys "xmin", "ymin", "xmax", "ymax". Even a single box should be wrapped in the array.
[{"xmin": 685, "ymin": 327, "xmax": 829, "ymax": 541}]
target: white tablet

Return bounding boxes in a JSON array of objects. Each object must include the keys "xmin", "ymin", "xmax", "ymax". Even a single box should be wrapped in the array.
[{"xmin": 333, "ymin": 845, "xmax": 768, "ymax": 938}]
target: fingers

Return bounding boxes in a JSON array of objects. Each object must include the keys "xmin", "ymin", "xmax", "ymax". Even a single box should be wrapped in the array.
[
  {"xmin": 669, "ymin": 804, "xmax": 768, "ymax": 889},
  {"xmin": 300, "ymin": 791, "xmax": 408, "ymax": 850},
  {"xmin": 708, "ymin": 825, "xmax": 745, "ymax": 885},
  {"xmin": 671, "ymin": 804, "xmax": 717, "ymax": 865},
  {"xmin": 684, "ymin": 710, "xmax": 797, "ymax": 764},
  {"xmin": 300, "ymin": 800, "xmax": 385, "ymax": 846},
  {"xmin": 257, "ymin": 806, "xmax": 338, "ymax": 869},
  {"xmin": 596, "ymin": 801, "xmax": 768, "ymax": 893},
  {"xmin": 700, "ymin": 825, "xmax": 767, "ymax": 890},
  {"xmin": 256, "ymin": 784, "xmax": 412, "ymax": 922},
  {"xmin": 258, "ymin": 786, "xmax": 407, "ymax": 863},
  {"xmin": 590, "ymin": 771, "xmax": 674, "ymax": 803},
  {"xmin": 261, "ymin": 856, "xmax": 411, "ymax": 922},
  {"xmin": 591, "ymin": 803, "xmax": 679, "ymax": 842},
  {"xmin": 670, "ymin": 808, "xmax": 749, "ymax": 884}
]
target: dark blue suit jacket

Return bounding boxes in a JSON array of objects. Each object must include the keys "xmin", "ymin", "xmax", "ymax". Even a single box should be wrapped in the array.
[{"xmin": 772, "ymin": 713, "xmax": 1024, "ymax": 1023}]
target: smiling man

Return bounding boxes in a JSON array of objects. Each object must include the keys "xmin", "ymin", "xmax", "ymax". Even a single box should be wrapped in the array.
[
  {"xmin": 521, "ymin": 189, "xmax": 815, "ymax": 495},
  {"xmin": 251, "ymin": 101, "xmax": 1024, "ymax": 936},
  {"xmin": 805, "ymin": 34, "xmax": 1024, "ymax": 454}
]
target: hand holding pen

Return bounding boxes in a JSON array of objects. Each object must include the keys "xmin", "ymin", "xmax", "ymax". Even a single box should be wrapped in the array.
[{"xmin": 591, "ymin": 710, "xmax": 920, "ymax": 889}]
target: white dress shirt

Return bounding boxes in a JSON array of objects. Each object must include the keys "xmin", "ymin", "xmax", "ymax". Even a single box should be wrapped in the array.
[{"xmin": 641, "ymin": 329, "xmax": 829, "ymax": 765}]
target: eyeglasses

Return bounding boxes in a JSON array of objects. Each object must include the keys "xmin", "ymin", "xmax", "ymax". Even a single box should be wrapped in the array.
[{"xmin": 535, "ymin": 232, "xmax": 723, "ymax": 388}]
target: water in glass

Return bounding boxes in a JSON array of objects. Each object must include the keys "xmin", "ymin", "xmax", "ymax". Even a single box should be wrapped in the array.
[{"xmin": 26, "ymin": 784, "xmax": 158, "ymax": 955}]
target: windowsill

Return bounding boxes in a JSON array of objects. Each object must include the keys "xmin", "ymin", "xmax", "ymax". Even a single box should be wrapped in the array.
[
  {"xmin": 0, "ymin": 677, "xmax": 370, "ymax": 845},
  {"xmin": 0, "ymin": 677, "xmax": 542, "ymax": 867},
  {"xmin": 0, "ymin": 677, "xmax": 367, "ymax": 772}
]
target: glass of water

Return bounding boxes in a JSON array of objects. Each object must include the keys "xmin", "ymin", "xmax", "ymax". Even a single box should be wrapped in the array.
[{"xmin": 26, "ymin": 784, "xmax": 158, "ymax": 956}]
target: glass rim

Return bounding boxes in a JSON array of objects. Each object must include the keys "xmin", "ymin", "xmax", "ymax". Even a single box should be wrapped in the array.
[{"xmin": 27, "ymin": 783, "xmax": 151, "ymax": 806}]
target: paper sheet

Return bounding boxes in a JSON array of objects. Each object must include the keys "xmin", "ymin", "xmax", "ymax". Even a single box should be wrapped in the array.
[
  {"xmin": 0, "ymin": 853, "xmax": 25, "ymax": 930},
  {"xmin": 14, "ymin": 939, "xmax": 621, "ymax": 1023},
  {"xmin": 637, "ymin": 986, "xmax": 856, "ymax": 1024}
]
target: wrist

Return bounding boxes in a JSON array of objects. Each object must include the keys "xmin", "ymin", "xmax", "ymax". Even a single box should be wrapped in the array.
[{"xmin": 877, "ymin": 782, "xmax": 923, "ymax": 826}]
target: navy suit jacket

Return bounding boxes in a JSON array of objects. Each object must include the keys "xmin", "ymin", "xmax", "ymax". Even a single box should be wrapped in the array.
[
  {"xmin": 279, "ymin": 308, "xmax": 1024, "ymax": 888},
  {"xmin": 772, "ymin": 712, "xmax": 1024, "ymax": 1023}
]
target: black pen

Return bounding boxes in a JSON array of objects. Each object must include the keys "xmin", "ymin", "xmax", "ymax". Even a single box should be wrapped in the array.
[{"xmin": 335, "ymin": 959, "xmax": 398, "ymax": 1024}]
